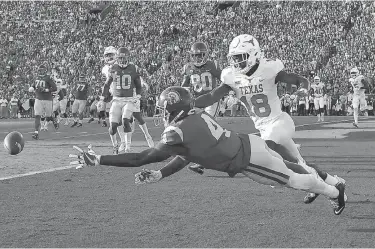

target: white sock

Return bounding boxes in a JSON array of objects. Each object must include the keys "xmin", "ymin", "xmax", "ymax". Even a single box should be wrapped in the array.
[
  {"xmin": 289, "ymin": 173, "xmax": 339, "ymax": 198},
  {"xmin": 117, "ymin": 126, "xmax": 125, "ymax": 144},
  {"xmin": 324, "ymin": 174, "xmax": 339, "ymax": 186},
  {"xmin": 354, "ymin": 108, "xmax": 359, "ymax": 124},
  {"xmin": 125, "ymin": 132, "xmax": 132, "ymax": 149},
  {"xmin": 139, "ymin": 123, "xmax": 151, "ymax": 138},
  {"xmin": 110, "ymin": 134, "xmax": 118, "ymax": 147}
]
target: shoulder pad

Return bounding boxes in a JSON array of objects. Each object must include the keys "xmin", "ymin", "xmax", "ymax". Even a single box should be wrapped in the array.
[{"xmin": 161, "ymin": 126, "xmax": 184, "ymax": 145}]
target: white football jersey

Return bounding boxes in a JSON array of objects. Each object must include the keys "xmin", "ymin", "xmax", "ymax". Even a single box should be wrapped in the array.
[
  {"xmin": 351, "ymin": 75, "xmax": 366, "ymax": 96},
  {"xmin": 221, "ymin": 58, "xmax": 284, "ymax": 128},
  {"xmin": 311, "ymin": 83, "xmax": 325, "ymax": 98}
]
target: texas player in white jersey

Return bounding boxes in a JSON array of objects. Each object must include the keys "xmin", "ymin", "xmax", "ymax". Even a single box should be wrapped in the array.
[
  {"xmin": 349, "ymin": 67, "xmax": 370, "ymax": 127},
  {"xmin": 195, "ymin": 34, "xmax": 345, "ymax": 204},
  {"xmin": 310, "ymin": 76, "xmax": 325, "ymax": 122}
]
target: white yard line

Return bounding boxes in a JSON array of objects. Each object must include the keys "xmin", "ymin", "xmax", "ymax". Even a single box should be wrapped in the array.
[{"xmin": 0, "ymin": 117, "xmax": 372, "ymax": 181}]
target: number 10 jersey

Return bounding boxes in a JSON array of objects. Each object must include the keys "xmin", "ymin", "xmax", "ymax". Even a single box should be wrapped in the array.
[
  {"xmin": 108, "ymin": 63, "xmax": 140, "ymax": 100},
  {"xmin": 221, "ymin": 58, "xmax": 284, "ymax": 129}
]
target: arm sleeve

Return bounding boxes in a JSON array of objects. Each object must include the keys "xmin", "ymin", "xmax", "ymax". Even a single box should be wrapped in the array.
[
  {"xmin": 99, "ymin": 142, "xmax": 175, "ymax": 167},
  {"xmin": 194, "ymin": 84, "xmax": 232, "ymax": 108},
  {"xmin": 134, "ymin": 75, "xmax": 142, "ymax": 95},
  {"xmin": 160, "ymin": 156, "xmax": 190, "ymax": 178},
  {"xmin": 275, "ymin": 71, "xmax": 309, "ymax": 89}
]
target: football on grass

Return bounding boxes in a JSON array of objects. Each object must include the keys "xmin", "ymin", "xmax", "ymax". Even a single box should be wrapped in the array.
[{"xmin": 4, "ymin": 131, "xmax": 25, "ymax": 155}]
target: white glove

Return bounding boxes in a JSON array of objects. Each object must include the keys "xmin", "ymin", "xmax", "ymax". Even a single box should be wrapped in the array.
[
  {"xmin": 135, "ymin": 169, "xmax": 162, "ymax": 185},
  {"xmin": 69, "ymin": 145, "xmax": 100, "ymax": 169}
]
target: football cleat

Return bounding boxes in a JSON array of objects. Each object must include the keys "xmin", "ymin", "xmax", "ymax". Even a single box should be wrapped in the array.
[
  {"xmin": 330, "ymin": 182, "xmax": 346, "ymax": 215},
  {"xmin": 113, "ymin": 145, "xmax": 119, "ymax": 155},
  {"xmin": 88, "ymin": 118, "xmax": 94, "ymax": 123},
  {"xmin": 32, "ymin": 133, "xmax": 39, "ymax": 140},
  {"xmin": 188, "ymin": 164, "xmax": 204, "ymax": 175},
  {"xmin": 304, "ymin": 193, "xmax": 320, "ymax": 204},
  {"xmin": 77, "ymin": 123, "xmax": 83, "ymax": 128},
  {"xmin": 102, "ymin": 121, "xmax": 107, "ymax": 127},
  {"xmin": 53, "ymin": 120, "xmax": 59, "ymax": 130},
  {"xmin": 353, "ymin": 122, "xmax": 359, "ymax": 128},
  {"xmin": 71, "ymin": 121, "xmax": 78, "ymax": 128}
]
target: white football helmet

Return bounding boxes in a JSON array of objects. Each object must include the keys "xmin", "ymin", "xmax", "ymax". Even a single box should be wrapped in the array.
[
  {"xmin": 104, "ymin": 46, "xmax": 117, "ymax": 65},
  {"xmin": 227, "ymin": 34, "xmax": 262, "ymax": 74},
  {"xmin": 314, "ymin": 76, "xmax": 320, "ymax": 84},
  {"xmin": 350, "ymin": 67, "xmax": 359, "ymax": 78}
]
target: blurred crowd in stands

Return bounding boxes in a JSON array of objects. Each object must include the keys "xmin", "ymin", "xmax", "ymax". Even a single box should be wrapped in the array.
[{"xmin": 0, "ymin": 1, "xmax": 374, "ymax": 119}]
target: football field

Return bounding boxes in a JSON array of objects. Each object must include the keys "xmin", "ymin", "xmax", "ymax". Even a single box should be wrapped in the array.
[{"xmin": 1, "ymin": 116, "xmax": 375, "ymax": 247}]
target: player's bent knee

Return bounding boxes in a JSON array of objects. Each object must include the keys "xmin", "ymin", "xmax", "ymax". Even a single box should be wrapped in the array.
[
  {"xmin": 109, "ymin": 123, "xmax": 118, "ymax": 135},
  {"xmin": 122, "ymin": 118, "xmax": 131, "ymax": 132},
  {"xmin": 133, "ymin": 113, "xmax": 145, "ymax": 125}
]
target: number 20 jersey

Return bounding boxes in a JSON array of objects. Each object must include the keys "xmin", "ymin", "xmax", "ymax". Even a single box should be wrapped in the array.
[
  {"xmin": 161, "ymin": 109, "xmax": 250, "ymax": 174},
  {"xmin": 221, "ymin": 58, "xmax": 284, "ymax": 129},
  {"xmin": 181, "ymin": 60, "xmax": 221, "ymax": 97},
  {"xmin": 108, "ymin": 63, "xmax": 140, "ymax": 100}
]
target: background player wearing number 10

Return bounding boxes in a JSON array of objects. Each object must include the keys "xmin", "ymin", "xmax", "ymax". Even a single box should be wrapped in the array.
[{"xmin": 181, "ymin": 42, "xmax": 222, "ymax": 117}]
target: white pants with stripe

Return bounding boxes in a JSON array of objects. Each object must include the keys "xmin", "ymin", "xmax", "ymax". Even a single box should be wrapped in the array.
[{"xmin": 241, "ymin": 135, "xmax": 323, "ymax": 192}]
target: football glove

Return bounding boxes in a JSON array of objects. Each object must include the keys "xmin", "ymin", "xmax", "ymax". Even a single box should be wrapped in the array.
[
  {"xmin": 69, "ymin": 145, "xmax": 100, "ymax": 169},
  {"xmin": 135, "ymin": 169, "xmax": 162, "ymax": 185}
]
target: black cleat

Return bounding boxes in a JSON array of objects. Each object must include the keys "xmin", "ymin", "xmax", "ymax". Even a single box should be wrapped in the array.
[
  {"xmin": 304, "ymin": 193, "xmax": 320, "ymax": 204},
  {"xmin": 71, "ymin": 121, "xmax": 78, "ymax": 128},
  {"xmin": 88, "ymin": 118, "xmax": 94, "ymax": 123},
  {"xmin": 113, "ymin": 145, "xmax": 119, "ymax": 155},
  {"xmin": 32, "ymin": 133, "xmax": 39, "ymax": 140},
  {"xmin": 102, "ymin": 121, "xmax": 107, "ymax": 127},
  {"xmin": 77, "ymin": 123, "xmax": 83, "ymax": 128},
  {"xmin": 330, "ymin": 182, "xmax": 346, "ymax": 215},
  {"xmin": 352, "ymin": 122, "xmax": 359, "ymax": 128},
  {"xmin": 188, "ymin": 164, "xmax": 204, "ymax": 175},
  {"xmin": 53, "ymin": 120, "xmax": 59, "ymax": 130}
]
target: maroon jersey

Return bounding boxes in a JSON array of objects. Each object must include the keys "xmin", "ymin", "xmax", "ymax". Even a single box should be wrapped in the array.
[
  {"xmin": 108, "ymin": 63, "xmax": 142, "ymax": 99},
  {"xmin": 33, "ymin": 75, "xmax": 57, "ymax": 100},
  {"xmin": 75, "ymin": 82, "xmax": 90, "ymax": 100},
  {"xmin": 161, "ymin": 109, "xmax": 250, "ymax": 174},
  {"xmin": 181, "ymin": 60, "xmax": 221, "ymax": 97}
]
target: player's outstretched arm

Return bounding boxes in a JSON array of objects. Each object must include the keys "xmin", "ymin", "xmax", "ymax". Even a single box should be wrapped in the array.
[
  {"xmin": 70, "ymin": 142, "xmax": 186, "ymax": 168},
  {"xmin": 276, "ymin": 71, "xmax": 309, "ymax": 90},
  {"xmin": 195, "ymin": 84, "xmax": 232, "ymax": 108},
  {"xmin": 100, "ymin": 142, "xmax": 175, "ymax": 167}
]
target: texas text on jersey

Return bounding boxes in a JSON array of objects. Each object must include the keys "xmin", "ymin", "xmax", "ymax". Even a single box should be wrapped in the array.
[
  {"xmin": 181, "ymin": 60, "xmax": 221, "ymax": 97},
  {"xmin": 221, "ymin": 58, "xmax": 284, "ymax": 128}
]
